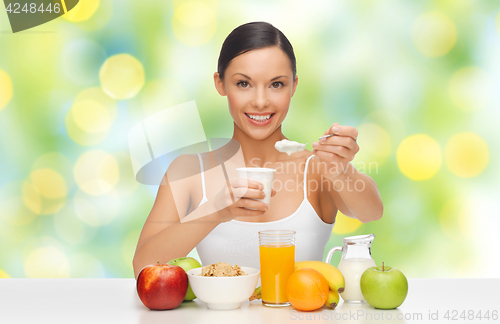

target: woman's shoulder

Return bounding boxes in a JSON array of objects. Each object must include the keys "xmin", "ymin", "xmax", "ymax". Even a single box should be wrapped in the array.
[
  {"xmin": 166, "ymin": 153, "xmax": 202, "ymax": 182},
  {"xmin": 299, "ymin": 150, "xmax": 321, "ymax": 168},
  {"xmin": 168, "ymin": 154, "xmax": 200, "ymax": 169},
  {"xmin": 303, "ymin": 151, "xmax": 329, "ymax": 177}
]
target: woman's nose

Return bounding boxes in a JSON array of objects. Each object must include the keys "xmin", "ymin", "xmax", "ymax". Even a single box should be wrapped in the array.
[{"xmin": 252, "ymin": 87, "xmax": 269, "ymax": 109}]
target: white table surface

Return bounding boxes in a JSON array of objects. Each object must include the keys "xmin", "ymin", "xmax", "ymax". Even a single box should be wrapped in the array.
[{"xmin": 0, "ymin": 278, "xmax": 498, "ymax": 324}]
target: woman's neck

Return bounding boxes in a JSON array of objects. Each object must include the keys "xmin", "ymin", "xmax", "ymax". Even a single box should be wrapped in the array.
[{"xmin": 232, "ymin": 123, "xmax": 287, "ymax": 167}]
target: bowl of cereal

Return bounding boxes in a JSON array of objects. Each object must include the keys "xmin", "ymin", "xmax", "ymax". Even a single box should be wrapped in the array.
[{"xmin": 186, "ymin": 262, "xmax": 260, "ymax": 310}]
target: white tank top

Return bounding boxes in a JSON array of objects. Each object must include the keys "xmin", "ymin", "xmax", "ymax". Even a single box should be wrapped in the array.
[{"xmin": 191, "ymin": 154, "xmax": 335, "ymax": 284}]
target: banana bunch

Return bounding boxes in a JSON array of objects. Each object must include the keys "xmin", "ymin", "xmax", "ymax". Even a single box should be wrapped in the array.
[{"xmin": 295, "ymin": 260, "xmax": 345, "ymax": 309}]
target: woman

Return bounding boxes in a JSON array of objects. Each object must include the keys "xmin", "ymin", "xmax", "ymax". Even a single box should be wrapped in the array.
[{"xmin": 133, "ymin": 22, "xmax": 383, "ymax": 279}]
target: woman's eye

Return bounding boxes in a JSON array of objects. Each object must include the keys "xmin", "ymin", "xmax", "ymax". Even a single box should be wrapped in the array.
[
  {"xmin": 271, "ymin": 81, "xmax": 284, "ymax": 89},
  {"xmin": 237, "ymin": 81, "xmax": 249, "ymax": 88}
]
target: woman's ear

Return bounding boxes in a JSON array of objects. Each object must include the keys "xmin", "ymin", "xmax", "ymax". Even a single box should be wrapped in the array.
[
  {"xmin": 291, "ymin": 74, "xmax": 298, "ymax": 97},
  {"xmin": 214, "ymin": 72, "xmax": 227, "ymax": 96}
]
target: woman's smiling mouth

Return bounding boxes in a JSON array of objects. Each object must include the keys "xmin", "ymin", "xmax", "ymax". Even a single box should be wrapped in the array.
[{"xmin": 244, "ymin": 112, "xmax": 276, "ymax": 126}]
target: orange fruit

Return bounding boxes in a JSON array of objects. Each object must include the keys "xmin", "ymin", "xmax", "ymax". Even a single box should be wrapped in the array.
[{"xmin": 286, "ymin": 268, "xmax": 329, "ymax": 311}]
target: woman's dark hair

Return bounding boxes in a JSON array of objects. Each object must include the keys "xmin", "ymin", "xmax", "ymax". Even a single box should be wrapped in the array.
[{"xmin": 217, "ymin": 21, "xmax": 296, "ymax": 81}]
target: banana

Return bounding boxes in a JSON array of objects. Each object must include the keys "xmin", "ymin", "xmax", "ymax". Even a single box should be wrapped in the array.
[
  {"xmin": 324, "ymin": 289, "xmax": 339, "ymax": 309},
  {"xmin": 249, "ymin": 286, "xmax": 261, "ymax": 301},
  {"xmin": 295, "ymin": 260, "xmax": 345, "ymax": 293}
]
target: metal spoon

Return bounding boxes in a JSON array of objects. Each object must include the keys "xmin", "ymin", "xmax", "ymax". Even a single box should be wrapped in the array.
[{"xmin": 318, "ymin": 134, "xmax": 336, "ymax": 140}]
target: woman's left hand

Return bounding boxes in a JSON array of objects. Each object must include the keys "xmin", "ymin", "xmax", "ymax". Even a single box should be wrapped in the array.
[{"xmin": 311, "ymin": 123, "xmax": 359, "ymax": 179}]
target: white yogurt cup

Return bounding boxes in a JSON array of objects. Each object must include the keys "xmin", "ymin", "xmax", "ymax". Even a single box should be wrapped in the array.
[{"xmin": 236, "ymin": 167, "xmax": 276, "ymax": 205}]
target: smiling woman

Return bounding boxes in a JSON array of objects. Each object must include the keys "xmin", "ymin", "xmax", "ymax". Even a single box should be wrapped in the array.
[
  {"xmin": 133, "ymin": 21, "xmax": 383, "ymax": 281},
  {"xmin": 214, "ymin": 45, "xmax": 296, "ymax": 139}
]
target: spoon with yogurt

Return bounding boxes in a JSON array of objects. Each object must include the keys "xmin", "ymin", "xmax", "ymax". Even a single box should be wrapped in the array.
[
  {"xmin": 274, "ymin": 139, "xmax": 306, "ymax": 155},
  {"xmin": 275, "ymin": 134, "xmax": 336, "ymax": 155}
]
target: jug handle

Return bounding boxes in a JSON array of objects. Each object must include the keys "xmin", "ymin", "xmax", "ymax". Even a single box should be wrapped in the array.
[{"xmin": 325, "ymin": 246, "xmax": 342, "ymax": 265}]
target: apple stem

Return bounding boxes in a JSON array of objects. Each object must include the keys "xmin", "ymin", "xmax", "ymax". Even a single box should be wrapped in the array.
[
  {"xmin": 157, "ymin": 261, "xmax": 160, "ymax": 266},
  {"xmin": 382, "ymin": 262, "xmax": 385, "ymax": 272}
]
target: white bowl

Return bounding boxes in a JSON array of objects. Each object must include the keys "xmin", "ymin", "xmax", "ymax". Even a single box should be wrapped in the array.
[{"xmin": 186, "ymin": 266, "xmax": 260, "ymax": 310}]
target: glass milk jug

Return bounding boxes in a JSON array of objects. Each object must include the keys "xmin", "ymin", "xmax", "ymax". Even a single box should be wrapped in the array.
[{"xmin": 325, "ymin": 234, "xmax": 376, "ymax": 302}]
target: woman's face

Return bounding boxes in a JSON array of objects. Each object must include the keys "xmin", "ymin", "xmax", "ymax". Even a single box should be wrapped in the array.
[{"xmin": 214, "ymin": 46, "xmax": 298, "ymax": 140}]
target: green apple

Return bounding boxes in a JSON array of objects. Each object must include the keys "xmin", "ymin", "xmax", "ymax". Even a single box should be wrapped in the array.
[
  {"xmin": 167, "ymin": 257, "xmax": 202, "ymax": 301},
  {"xmin": 360, "ymin": 263, "xmax": 408, "ymax": 309}
]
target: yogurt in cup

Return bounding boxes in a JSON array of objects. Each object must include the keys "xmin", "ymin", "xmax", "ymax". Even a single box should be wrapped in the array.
[{"xmin": 236, "ymin": 167, "xmax": 276, "ymax": 205}]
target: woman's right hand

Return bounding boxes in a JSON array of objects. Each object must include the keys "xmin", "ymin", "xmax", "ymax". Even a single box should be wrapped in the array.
[{"xmin": 212, "ymin": 178, "xmax": 276, "ymax": 223}]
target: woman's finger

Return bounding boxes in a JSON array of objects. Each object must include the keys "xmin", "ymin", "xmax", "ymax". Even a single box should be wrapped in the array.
[
  {"xmin": 313, "ymin": 144, "xmax": 350, "ymax": 160},
  {"xmin": 314, "ymin": 142, "xmax": 354, "ymax": 159},
  {"xmin": 233, "ymin": 187, "xmax": 265, "ymax": 200},
  {"xmin": 237, "ymin": 198, "xmax": 268, "ymax": 212},
  {"xmin": 230, "ymin": 177, "xmax": 263, "ymax": 190},
  {"xmin": 323, "ymin": 124, "xmax": 358, "ymax": 141},
  {"xmin": 319, "ymin": 135, "xmax": 357, "ymax": 150},
  {"xmin": 235, "ymin": 207, "xmax": 267, "ymax": 217}
]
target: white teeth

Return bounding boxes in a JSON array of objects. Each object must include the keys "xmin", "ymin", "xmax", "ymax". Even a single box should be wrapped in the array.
[{"xmin": 247, "ymin": 114, "xmax": 272, "ymax": 121}]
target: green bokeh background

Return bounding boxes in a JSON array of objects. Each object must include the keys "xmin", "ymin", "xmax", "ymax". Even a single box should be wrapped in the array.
[{"xmin": 0, "ymin": 0, "xmax": 499, "ymax": 278}]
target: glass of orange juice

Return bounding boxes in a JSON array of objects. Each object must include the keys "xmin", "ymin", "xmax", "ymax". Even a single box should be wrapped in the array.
[{"xmin": 258, "ymin": 230, "xmax": 296, "ymax": 307}]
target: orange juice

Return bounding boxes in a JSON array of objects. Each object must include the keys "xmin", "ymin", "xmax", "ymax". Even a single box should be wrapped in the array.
[{"xmin": 259, "ymin": 244, "xmax": 295, "ymax": 304}]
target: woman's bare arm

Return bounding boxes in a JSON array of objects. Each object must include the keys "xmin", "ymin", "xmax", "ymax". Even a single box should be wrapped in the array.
[
  {"xmin": 327, "ymin": 162, "xmax": 383, "ymax": 223},
  {"xmin": 132, "ymin": 155, "xmax": 271, "ymax": 279},
  {"xmin": 132, "ymin": 155, "xmax": 222, "ymax": 279},
  {"xmin": 312, "ymin": 124, "xmax": 383, "ymax": 223}
]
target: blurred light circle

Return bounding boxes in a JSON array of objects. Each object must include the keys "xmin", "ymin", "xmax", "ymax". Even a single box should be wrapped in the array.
[
  {"xmin": 74, "ymin": 150, "xmax": 120, "ymax": 195},
  {"xmin": 74, "ymin": 87, "xmax": 117, "ymax": 111},
  {"xmin": 412, "ymin": 12, "xmax": 457, "ymax": 57},
  {"xmin": 0, "ymin": 196, "xmax": 38, "ymax": 226},
  {"xmin": 66, "ymin": 87, "xmax": 117, "ymax": 146},
  {"xmin": 141, "ymin": 79, "xmax": 188, "ymax": 116},
  {"xmin": 332, "ymin": 211, "xmax": 363, "ymax": 234},
  {"xmin": 364, "ymin": 110, "xmax": 406, "ymax": 143},
  {"xmin": 99, "ymin": 54, "xmax": 145, "ymax": 100},
  {"xmin": 439, "ymin": 198, "xmax": 474, "ymax": 240},
  {"xmin": 62, "ymin": 39, "xmax": 106, "ymax": 85},
  {"xmin": 448, "ymin": 67, "xmax": 493, "ymax": 112},
  {"xmin": 30, "ymin": 168, "xmax": 67, "ymax": 199},
  {"xmin": 0, "ymin": 181, "xmax": 38, "ymax": 223},
  {"xmin": 0, "ymin": 181, "xmax": 43, "ymax": 240},
  {"xmin": 73, "ymin": 190, "xmax": 121, "ymax": 227},
  {"xmin": 24, "ymin": 246, "xmax": 70, "ymax": 278},
  {"xmin": 71, "ymin": 99, "xmax": 113, "ymax": 134},
  {"xmin": 69, "ymin": 253, "xmax": 105, "ymax": 277},
  {"xmin": 468, "ymin": 197, "xmax": 500, "ymax": 271},
  {"xmin": 25, "ymin": 167, "xmax": 68, "ymax": 214},
  {"xmin": 53, "ymin": 204, "xmax": 97, "ymax": 245},
  {"xmin": 22, "ymin": 180, "xmax": 66, "ymax": 215},
  {"xmin": 32, "ymin": 152, "xmax": 75, "ymax": 189},
  {"xmin": 397, "ymin": 134, "xmax": 442, "ymax": 181},
  {"xmin": 354, "ymin": 123, "xmax": 392, "ymax": 167},
  {"xmin": 65, "ymin": 114, "xmax": 107, "ymax": 146},
  {"xmin": 114, "ymin": 152, "xmax": 139, "ymax": 196},
  {"xmin": 445, "ymin": 132, "xmax": 489, "ymax": 178},
  {"xmin": 172, "ymin": 1, "xmax": 217, "ymax": 46},
  {"xmin": 0, "ymin": 269, "xmax": 9, "ymax": 278},
  {"xmin": 22, "ymin": 180, "xmax": 42, "ymax": 214},
  {"xmin": 0, "ymin": 69, "xmax": 13, "ymax": 111},
  {"xmin": 63, "ymin": 0, "xmax": 100, "ymax": 22},
  {"xmin": 0, "ymin": 221, "xmax": 38, "ymax": 243}
]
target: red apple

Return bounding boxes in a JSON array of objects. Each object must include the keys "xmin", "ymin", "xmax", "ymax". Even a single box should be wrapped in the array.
[{"xmin": 136, "ymin": 262, "xmax": 188, "ymax": 310}]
